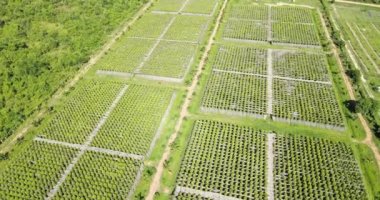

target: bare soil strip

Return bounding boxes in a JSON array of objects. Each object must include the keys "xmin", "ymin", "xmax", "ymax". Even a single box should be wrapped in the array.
[
  {"xmin": 213, "ymin": 68, "xmax": 332, "ymax": 85},
  {"xmin": 46, "ymin": 85, "xmax": 128, "ymax": 199},
  {"xmin": 34, "ymin": 137, "xmax": 144, "ymax": 160},
  {"xmin": 267, "ymin": 133, "xmax": 276, "ymax": 200},
  {"xmin": 151, "ymin": 10, "xmax": 211, "ymax": 17},
  {"xmin": 267, "ymin": 49, "xmax": 273, "ymax": 115},
  {"xmin": 145, "ymin": 0, "xmax": 228, "ymax": 199},
  {"xmin": 126, "ymin": 36, "xmax": 198, "ymax": 44},
  {"xmin": 174, "ymin": 186, "xmax": 240, "ymax": 200},
  {"xmin": 335, "ymin": 0, "xmax": 380, "ymax": 8},
  {"xmin": 0, "ymin": 0, "xmax": 153, "ymax": 153}
]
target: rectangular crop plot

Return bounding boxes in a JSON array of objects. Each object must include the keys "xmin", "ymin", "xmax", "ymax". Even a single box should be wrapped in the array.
[
  {"xmin": 91, "ymin": 85, "xmax": 174, "ymax": 155},
  {"xmin": 272, "ymin": 50, "xmax": 330, "ymax": 82},
  {"xmin": 272, "ymin": 22, "xmax": 320, "ymax": 46},
  {"xmin": 152, "ymin": 0, "xmax": 187, "ymax": 12},
  {"xmin": 55, "ymin": 151, "xmax": 141, "ymax": 199},
  {"xmin": 201, "ymin": 71, "xmax": 267, "ymax": 117},
  {"xmin": 176, "ymin": 120, "xmax": 267, "ymax": 199},
  {"xmin": 0, "ymin": 141, "xmax": 77, "ymax": 199},
  {"xmin": 94, "ymin": 38, "xmax": 154, "ymax": 73},
  {"xmin": 274, "ymin": 135, "xmax": 367, "ymax": 199},
  {"xmin": 272, "ymin": 79, "xmax": 344, "ymax": 128},
  {"xmin": 182, "ymin": 0, "xmax": 218, "ymax": 14},
  {"xmin": 140, "ymin": 40, "xmax": 197, "ymax": 78},
  {"xmin": 213, "ymin": 45, "xmax": 267, "ymax": 75},
  {"xmin": 272, "ymin": 6, "xmax": 314, "ymax": 24},
  {"xmin": 223, "ymin": 19, "xmax": 268, "ymax": 42},
  {"xmin": 41, "ymin": 81, "xmax": 124, "ymax": 144},
  {"xmin": 126, "ymin": 14, "xmax": 173, "ymax": 38},
  {"xmin": 229, "ymin": 5, "xmax": 268, "ymax": 21},
  {"xmin": 163, "ymin": 15, "xmax": 210, "ymax": 42}
]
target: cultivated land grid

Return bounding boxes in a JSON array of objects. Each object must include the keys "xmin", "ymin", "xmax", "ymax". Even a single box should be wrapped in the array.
[
  {"xmin": 173, "ymin": 120, "xmax": 367, "ymax": 200},
  {"xmin": 223, "ymin": 5, "xmax": 321, "ymax": 46},
  {"xmin": 1, "ymin": 82, "xmax": 176, "ymax": 199},
  {"xmin": 176, "ymin": 120, "xmax": 268, "ymax": 200},
  {"xmin": 201, "ymin": 45, "xmax": 344, "ymax": 128},
  {"xmin": 95, "ymin": 0, "xmax": 219, "ymax": 82},
  {"xmin": 274, "ymin": 134, "xmax": 367, "ymax": 199}
]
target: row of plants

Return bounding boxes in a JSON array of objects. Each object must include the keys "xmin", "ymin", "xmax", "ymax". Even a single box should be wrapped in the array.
[
  {"xmin": 272, "ymin": 50, "xmax": 331, "ymax": 81},
  {"xmin": 271, "ymin": 6, "xmax": 314, "ymax": 24},
  {"xmin": 274, "ymin": 134, "xmax": 367, "ymax": 199},
  {"xmin": 176, "ymin": 120, "xmax": 268, "ymax": 200},
  {"xmin": 229, "ymin": 5, "xmax": 269, "ymax": 21},
  {"xmin": 127, "ymin": 14, "xmax": 174, "ymax": 39},
  {"xmin": 272, "ymin": 79, "xmax": 344, "ymax": 128},
  {"xmin": 223, "ymin": 20, "xmax": 268, "ymax": 41},
  {"xmin": 213, "ymin": 45, "xmax": 267, "ymax": 75},
  {"xmin": 182, "ymin": 0, "xmax": 218, "ymax": 14},
  {"xmin": 173, "ymin": 120, "xmax": 367, "ymax": 199},
  {"xmin": 91, "ymin": 85, "xmax": 174, "ymax": 156},
  {"xmin": 272, "ymin": 22, "xmax": 321, "ymax": 46},
  {"xmin": 140, "ymin": 40, "xmax": 197, "ymax": 79},
  {"xmin": 40, "ymin": 81, "xmax": 124, "ymax": 144},
  {"xmin": 163, "ymin": 15, "xmax": 210, "ymax": 43},
  {"xmin": 201, "ymin": 71, "xmax": 267, "ymax": 116},
  {"xmin": 0, "ymin": 141, "xmax": 77, "ymax": 199},
  {"xmin": 55, "ymin": 151, "xmax": 140, "ymax": 199},
  {"xmin": 94, "ymin": 38, "xmax": 155, "ymax": 73}
]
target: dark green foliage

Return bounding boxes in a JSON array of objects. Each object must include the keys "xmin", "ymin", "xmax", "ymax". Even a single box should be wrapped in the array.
[{"xmin": 0, "ymin": 0, "xmax": 145, "ymax": 144}]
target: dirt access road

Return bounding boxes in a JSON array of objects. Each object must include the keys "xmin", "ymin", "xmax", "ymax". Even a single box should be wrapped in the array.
[
  {"xmin": 318, "ymin": 9, "xmax": 380, "ymax": 168},
  {"xmin": 145, "ymin": 0, "xmax": 228, "ymax": 199},
  {"xmin": 336, "ymin": 0, "xmax": 380, "ymax": 8}
]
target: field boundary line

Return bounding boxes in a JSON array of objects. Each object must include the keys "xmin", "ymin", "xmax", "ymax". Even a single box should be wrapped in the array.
[
  {"xmin": 135, "ymin": 74, "xmax": 183, "ymax": 83},
  {"xmin": 174, "ymin": 186, "xmax": 240, "ymax": 200},
  {"xmin": 267, "ymin": 6, "xmax": 272, "ymax": 42},
  {"xmin": 267, "ymin": 49, "xmax": 273, "ymax": 115},
  {"xmin": 345, "ymin": 22, "xmax": 380, "ymax": 74},
  {"xmin": 151, "ymin": 10, "xmax": 211, "ymax": 17},
  {"xmin": 146, "ymin": 92, "xmax": 177, "ymax": 158},
  {"xmin": 335, "ymin": 0, "xmax": 380, "ymax": 8},
  {"xmin": 96, "ymin": 70, "xmax": 134, "ymax": 78},
  {"xmin": 35, "ymin": 137, "xmax": 144, "ymax": 160},
  {"xmin": 134, "ymin": 16, "xmax": 177, "ymax": 73},
  {"xmin": 126, "ymin": 36, "xmax": 199, "ymax": 44},
  {"xmin": 127, "ymin": 164, "xmax": 145, "ymax": 200},
  {"xmin": 372, "ymin": 23, "xmax": 380, "ymax": 34},
  {"xmin": 267, "ymin": 133, "xmax": 275, "ymax": 200},
  {"xmin": 200, "ymin": 107, "xmax": 266, "ymax": 119},
  {"xmin": 0, "ymin": 0, "xmax": 153, "ymax": 153},
  {"xmin": 354, "ymin": 24, "xmax": 380, "ymax": 61},
  {"xmin": 46, "ymin": 85, "xmax": 128, "ymax": 199},
  {"xmin": 145, "ymin": 0, "xmax": 228, "ymax": 198},
  {"xmin": 213, "ymin": 69, "xmax": 332, "ymax": 85}
]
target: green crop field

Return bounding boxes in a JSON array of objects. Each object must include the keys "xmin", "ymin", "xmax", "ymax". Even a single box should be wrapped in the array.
[
  {"xmin": 1, "ymin": 0, "xmax": 379, "ymax": 199},
  {"xmin": 172, "ymin": 120, "xmax": 367, "ymax": 199}
]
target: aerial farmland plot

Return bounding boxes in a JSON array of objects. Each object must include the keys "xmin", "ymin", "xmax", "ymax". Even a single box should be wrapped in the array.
[
  {"xmin": 171, "ymin": 120, "xmax": 367, "ymax": 199},
  {"xmin": 94, "ymin": 0, "xmax": 219, "ymax": 83},
  {"xmin": 1, "ymin": 0, "xmax": 379, "ymax": 199}
]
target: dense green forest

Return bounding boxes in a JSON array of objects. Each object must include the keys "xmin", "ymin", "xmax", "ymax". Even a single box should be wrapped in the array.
[{"xmin": 0, "ymin": 0, "xmax": 145, "ymax": 144}]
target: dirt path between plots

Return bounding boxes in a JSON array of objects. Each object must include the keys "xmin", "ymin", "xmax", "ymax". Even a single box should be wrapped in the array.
[
  {"xmin": 145, "ymin": 0, "xmax": 228, "ymax": 199},
  {"xmin": 0, "ymin": 1, "xmax": 153, "ymax": 154},
  {"xmin": 318, "ymin": 9, "xmax": 380, "ymax": 168},
  {"xmin": 335, "ymin": 0, "xmax": 380, "ymax": 8}
]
